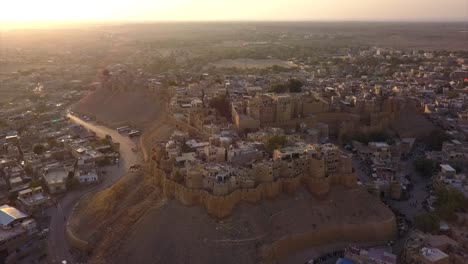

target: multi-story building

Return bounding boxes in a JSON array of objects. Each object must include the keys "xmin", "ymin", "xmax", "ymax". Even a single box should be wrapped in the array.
[
  {"xmin": 42, "ymin": 165, "xmax": 68, "ymax": 194},
  {"xmin": 17, "ymin": 187, "xmax": 50, "ymax": 213}
]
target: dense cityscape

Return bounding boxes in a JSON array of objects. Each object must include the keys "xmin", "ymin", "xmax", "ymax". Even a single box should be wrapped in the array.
[{"xmin": 1, "ymin": 16, "xmax": 467, "ymax": 264}]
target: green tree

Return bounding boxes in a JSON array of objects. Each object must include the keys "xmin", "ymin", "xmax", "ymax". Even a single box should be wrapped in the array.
[
  {"xmin": 414, "ymin": 213, "xmax": 440, "ymax": 233},
  {"xmin": 100, "ymin": 138, "xmax": 111, "ymax": 146},
  {"xmin": 435, "ymin": 186, "xmax": 467, "ymax": 221},
  {"xmin": 24, "ymin": 164, "xmax": 33, "ymax": 175},
  {"xmin": 344, "ymin": 130, "xmax": 395, "ymax": 145},
  {"xmin": 47, "ymin": 138, "xmax": 59, "ymax": 149},
  {"xmin": 173, "ymin": 169, "xmax": 183, "ymax": 183},
  {"xmin": 286, "ymin": 79, "xmax": 303, "ymax": 93},
  {"xmin": 264, "ymin": 135, "xmax": 287, "ymax": 153},
  {"xmin": 8, "ymin": 191, "xmax": 18, "ymax": 202},
  {"xmin": 209, "ymin": 95, "xmax": 232, "ymax": 120},
  {"xmin": 33, "ymin": 144, "xmax": 45, "ymax": 155},
  {"xmin": 270, "ymin": 83, "xmax": 287, "ymax": 93},
  {"xmin": 421, "ymin": 129, "xmax": 452, "ymax": 151},
  {"xmin": 66, "ymin": 175, "xmax": 80, "ymax": 190},
  {"xmin": 29, "ymin": 180, "xmax": 42, "ymax": 188},
  {"xmin": 97, "ymin": 158, "xmax": 111, "ymax": 167},
  {"xmin": 413, "ymin": 157, "xmax": 437, "ymax": 178},
  {"xmin": 168, "ymin": 80, "xmax": 178, "ymax": 86}
]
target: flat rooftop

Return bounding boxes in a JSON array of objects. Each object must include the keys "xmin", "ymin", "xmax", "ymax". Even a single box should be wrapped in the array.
[
  {"xmin": 420, "ymin": 247, "xmax": 448, "ymax": 262},
  {"xmin": 44, "ymin": 169, "xmax": 68, "ymax": 184}
]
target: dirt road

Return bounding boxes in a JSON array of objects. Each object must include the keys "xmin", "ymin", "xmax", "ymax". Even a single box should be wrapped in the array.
[{"xmin": 47, "ymin": 114, "xmax": 141, "ymax": 264}]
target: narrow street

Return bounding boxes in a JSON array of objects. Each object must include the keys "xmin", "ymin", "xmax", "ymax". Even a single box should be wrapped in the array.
[
  {"xmin": 347, "ymin": 144, "xmax": 432, "ymax": 257},
  {"xmin": 47, "ymin": 114, "xmax": 141, "ymax": 264}
]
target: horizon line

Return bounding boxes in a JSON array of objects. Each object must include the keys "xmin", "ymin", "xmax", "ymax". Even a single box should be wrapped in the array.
[
  {"xmin": 2, "ymin": 18, "xmax": 468, "ymax": 24},
  {"xmin": 2, "ymin": 19, "xmax": 468, "ymax": 30}
]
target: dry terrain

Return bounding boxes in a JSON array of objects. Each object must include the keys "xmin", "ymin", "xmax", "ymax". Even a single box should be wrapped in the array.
[
  {"xmin": 68, "ymin": 120, "xmax": 174, "ymax": 260},
  {"xmin": 73, "ymin": 87, "xmax": 164, "ymax": 128},
  {"xmin": 93, "ymin": 187, "xmax": 394, "ymax": 264}
]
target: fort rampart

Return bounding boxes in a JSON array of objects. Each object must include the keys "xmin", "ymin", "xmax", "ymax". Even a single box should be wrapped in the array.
[{"xmin": 152, "ymin": 163, "xmax": 357, "ymax": 218}]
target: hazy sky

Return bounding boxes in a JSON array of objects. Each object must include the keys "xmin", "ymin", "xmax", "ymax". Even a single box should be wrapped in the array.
[{"xmin": 1, "ymin": 0, "xmax": 467, "ymax": 23}]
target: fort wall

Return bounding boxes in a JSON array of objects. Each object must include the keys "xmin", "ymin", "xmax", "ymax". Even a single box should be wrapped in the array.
[
  {"xmin": 152, "ymin": 161, "xmax": 396, "ymax": 263},
  {"xmin": 262, "ymin": 213, "xmax": 397, "ymax": 263},
  {"xmin": 152, "ymin": 163, "xmax": 357, "ymax": 218}
]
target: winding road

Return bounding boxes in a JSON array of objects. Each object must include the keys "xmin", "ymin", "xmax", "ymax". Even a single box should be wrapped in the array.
[{"xmin": 47, "ymin": 114, "xmax": 141, "ymax": 263}]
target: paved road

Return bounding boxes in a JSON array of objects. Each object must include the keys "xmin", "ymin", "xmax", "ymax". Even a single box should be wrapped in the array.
[
  {"xmin": 386, "ymin": 157, "xmax": 429, "ymax": 220},
  {"xmin": 47, "ymin": 114, "xmax": 141, "ymax": 264}
]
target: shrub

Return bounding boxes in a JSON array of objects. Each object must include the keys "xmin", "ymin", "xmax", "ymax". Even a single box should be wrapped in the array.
[
  {"xmin": 420, "ymin": 129, "xmax": 452, "ymax": 151},
  {"xmin": 286, "ymin": 79, "xmax": 303, "ymax": 93},
  {"xmin": 414, "ymin": 213, "xmax": 440, "ymax": 233},
  {"xmin": 270, "ymin": 83, "xmax": 287, "ymax": 93},
  {"xmin": 413, "ymin": 157, "xmax": 437, "ymax": 178},
  {"xmin": 435, "ymin": 186, "xmax": 467, "ymax": 221},
  {"xmin": 209, "ymin": 95, "xmax": 232, "ymax": 120},
  {"xmin": 264, "ymin": 135, "xmax": 287, "ymax": 153},
  {"xmin": 33, "ymin": 144, "xmax": 45, "ymax": 155}
]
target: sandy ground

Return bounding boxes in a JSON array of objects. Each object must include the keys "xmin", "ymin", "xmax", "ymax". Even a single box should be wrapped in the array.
[
  {"xmin": 67, "ymin": 86, "xmax": 172, "ymax": 261},
  {"xmin": 73, "ymin": 87, "xmax": 164, "ymax": 128}
]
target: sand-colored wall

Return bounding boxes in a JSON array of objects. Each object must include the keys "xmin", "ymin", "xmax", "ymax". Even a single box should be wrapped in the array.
[
  {"xmin": 157, "ymin": 169, "xmax": 297, "ymax": 218},
  {"xmin": 152, "ymin": 163, "xmax": 397, "ymax": 263},
  {"xmin": 153, "ymin": 164, "xmax": 355, "ymax": 218},
  {"xmin": 303, "ymin": 177, "xmax": 331, "ymax": 198},
  {"xmin": 263, "ymin": 213, "xmax": 397, "ymax": 263}
]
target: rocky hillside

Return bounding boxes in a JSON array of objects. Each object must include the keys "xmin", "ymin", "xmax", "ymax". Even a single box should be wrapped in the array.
[{"xmin": 73, "ymin": 86, "xmax": 165, "ymax": 127}]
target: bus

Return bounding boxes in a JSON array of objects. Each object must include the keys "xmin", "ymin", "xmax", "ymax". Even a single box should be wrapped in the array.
[
  {"xmin": 128, "ymin": 130, "xmax": 141, "ymax": 137},
  {"xmin": 117, "ymin": 126, "xmax": 130, "ymax": 133}
]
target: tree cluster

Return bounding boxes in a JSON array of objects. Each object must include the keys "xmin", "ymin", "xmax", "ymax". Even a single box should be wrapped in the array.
[
  {"xmin": 414, "ymin": 186, "xmax": 467, "ymax": 233},
  {"xmin": 420, "ymin": 129, "xmax": 452, "ymax": 151},
  {"xmin": 270, "ymin": 79, "xmax": 303, "ymax": 93},
  {"xmin": 435, "ymin": 186, "xmax": 467, "ymax": 221},
  {"xmin": 413, "ymin": 157, "xmax": 437, "ymax": 178},
  {"xmin": 33, "ymin": 144, "xmax": 45, "ymax": 155},
  {"xmin": 264, "ymin": 135, "xmax": 287, "ymax": 153},
  {"xmin": 343, "ymin": 130, "xmax": 395, "ymax": 145},
  {"xmin": 66, "ymin": 174, "xmax": 80, "ymax": 190},
  {"xmin": 414, "ymin": 213, "xmax": 440, "ymax": 233},
  {"xmin": 209, "ymin": 95, "xmax": 232, "ymax": 120}
]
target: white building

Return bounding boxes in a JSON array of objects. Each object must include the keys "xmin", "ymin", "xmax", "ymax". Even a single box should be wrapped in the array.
[{"xmin": 75, "ymin": 169, "xmax": 99, "ymax": 184}]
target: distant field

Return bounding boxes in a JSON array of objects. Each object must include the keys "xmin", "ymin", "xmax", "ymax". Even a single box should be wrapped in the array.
[
  {"xmin": 0, "ymin": 62, "xmax": 57, "ymax": 78},
  {"xmin": 209, "ymin": 58, "xmax": 297, "ymax": 69},
  {"xmin": 0, "ymin": 62, "xmax": 48, "ymax": 102}
]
